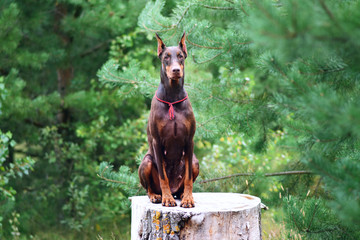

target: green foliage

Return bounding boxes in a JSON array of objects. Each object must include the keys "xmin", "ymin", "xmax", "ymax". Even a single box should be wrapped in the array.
[
  {"xmin": 247, "ymin": 0, "xmax": 360, "ymax": 228},
  {"xmin": 0, "ymin": 129, "xmax": 34, "ymax": 238},
  {"xmin": 284, "ymin": 196, "xmax": 360, "ymax": 239},
  {"xmin": 0, "ymin": 0, "xmax": 147, "ymax": 238},
  {"xmin": 2, "ymin": 0, "xmax": 360, "ymax": 238},
  {"xmin": 98, "ymin": 0, "xmax": 360, "ymax": 238},
  {"xmin": 61, "ymin": 177, "xmax": 90, "ymax": 231},
  {"xmin": 0, "ymin": 71, "xmax": 35, "ymax": 238},
  {"xmin": 98, "ymin": 59, "xmax": 158, "ymax": 98},
  {"xmin": 98, "ymin": 162, "xmax": 141, "ymax": 196}
]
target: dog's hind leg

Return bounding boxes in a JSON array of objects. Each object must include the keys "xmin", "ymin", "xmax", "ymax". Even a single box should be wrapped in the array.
[
  {"xmin": 138, "ymin": 151, "xmax": 161, "ymax": 203},
  {"xmin": 192, "ymin": 153, "xmax": 199, "ymax": 182}
]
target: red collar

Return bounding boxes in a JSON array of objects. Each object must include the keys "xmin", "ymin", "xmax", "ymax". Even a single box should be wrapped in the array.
[{"xmin": 155, "ymin": 91, "xmax": 188, "ymax": 120}]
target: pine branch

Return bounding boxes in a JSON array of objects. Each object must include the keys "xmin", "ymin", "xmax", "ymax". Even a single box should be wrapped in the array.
[
  {"xmin": 101, "ymin": 75, "xmax": 157, "ymax": 88},
  {"xmin": 315, "ymin": 137, "xmax": 341, "ymax": 143},
  {"xmin": 175, "ymin": 4, "xmax": 191, "ymax": 26},
  {"xmin": 98, "ymin": 60, "xmax": 158, "ymax": 92},
  {"xmin": 163, "ymin": 28, "xmax": 178, "ymax": 41},
  {"xmin": 184, "ymin": 84, "xmax": 231, "ymax": 107},
  {"xmin": 236, "ymin": 41, "xmax": 253, "ymax": 45},
  {"xmin": 197, "ymin": 112, "xmax": 231, "ymax": 129},
  {"xmin": 291, "ymin": 210, "xmax": 303, "ymax": 232},
  {"xmin": 240, "ymin": 178, "xmax": 255, "ymax": 193},
  {"xmin": 239, "ymin": 1, "xmax": 249, "ymax": 16},
  {"xmin": 306, "ymin": 202, "xmax": 319, "ymax": 231},
  {"xmin": 298, "ymin": 58, "xmax": 347, "ymax": 75},
  {"xmin": 318, "ymin": 0, "xmax": 341, "ymax": 30},
  {"xmin": 299, "ymin": 67, "xmax": 346, "ymax": 75},
  {"xmin": 24, "ymin": 118, "xmax": 45, "ymax": 128},
  {"xmin": 97, "ymin": 166, "xmax": 126, "ymax": 184},
  {"xmin": 80, "ymin": 40, "xmax": 111, "ymax": 57},
  {"xmin": 265, "ymin": 170, "xmax": 313, "ymax": 176},
  {"xmin": 186, "ymin": 35, "xmax": 223, "ymax": 49},
  {"xmin": 313, "ymin": 177, "xmax": 323, "ymax": 196},
  {"xmin": 253, "ymin": 0, "xmax": 283, "ymax": 29},
  {"xmin": 270, "ymin": 57, "xmax": 306, "ymax": 93},
  {"xmin": 142, "ymin": 23, "xmax": 171, "ymax": 33},
  {"xmin": 304, "ymin": 228, "xmax": 339, "ymax": 234},
  {"xmin": 152, "ymin": 17, "xmax": 176, "ymax": 29},
  {"xmin": 201, "ymin": 5, "xmax": 234, "ymax": 11},
  {"xmin": 199, "ymin": 173, "xmax": 253, "ymax": 184},
  {"xmin": 140, "ymin": 0, "xmax": 193, "ymax": 34},
  {"xmin": 191, "ymin": 51, "xmax": 223, "ymax": 64},
  {"xmin": 199, "ymin": 170, "xmax": 314, "ymax": 184}
]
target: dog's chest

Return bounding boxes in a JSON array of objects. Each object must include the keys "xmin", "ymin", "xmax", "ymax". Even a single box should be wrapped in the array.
[
  {"xmin": 151, "ymin": 98, "xmax": 195, "ymax": 150},
  {"xmin": 161, "ymin": 117, "xmax": 187, "ymax": 142}
]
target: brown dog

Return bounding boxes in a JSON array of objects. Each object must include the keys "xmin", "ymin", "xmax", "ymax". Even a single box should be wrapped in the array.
[{"xmin": 138, "ymin": 32, "xmax": 199, "ymax": 208}]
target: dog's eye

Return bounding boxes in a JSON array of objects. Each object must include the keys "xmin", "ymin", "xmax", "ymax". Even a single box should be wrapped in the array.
[
  {"xmin": 164, "ymin": 55, "xmax": 170, "ymax": 61},
  {"xmin": 178, "ymin": 54, "xmax": 183, "ymax": 59}
]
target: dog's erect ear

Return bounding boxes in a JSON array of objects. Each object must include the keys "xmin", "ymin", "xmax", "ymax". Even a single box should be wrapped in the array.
[
  {"xmin": 179, "ymin": 31, "xmax": 187, "ymax": 58},
  {"xmin": 155, "ymin": 33, "xmax": 166, "ymax": 58}
]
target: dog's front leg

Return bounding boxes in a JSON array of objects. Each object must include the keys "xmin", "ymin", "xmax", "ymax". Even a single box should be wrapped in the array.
[
  {"xmin": 152, "ymin": 139, "xmax": 177, "ymax": 207},
  {"xmin": 180, "ymin": 140, "xmax": 195, "ymax": 208}
]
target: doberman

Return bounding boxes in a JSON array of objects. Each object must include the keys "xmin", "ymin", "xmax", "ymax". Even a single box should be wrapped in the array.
[{"xmin": 138, "ymin": 32, "xmax": 199, "ymax": 208}]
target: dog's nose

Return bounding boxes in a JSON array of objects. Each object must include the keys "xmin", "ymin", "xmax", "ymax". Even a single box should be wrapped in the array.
[{"xmin": 172, "ymin": 67, "xmax": 180, "ymax": 73}]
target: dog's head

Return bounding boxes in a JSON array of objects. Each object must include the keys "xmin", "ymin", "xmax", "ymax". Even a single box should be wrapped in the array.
[{"xmin": 156, "ymin": 32, "xmax": 187, "ymax": 85}]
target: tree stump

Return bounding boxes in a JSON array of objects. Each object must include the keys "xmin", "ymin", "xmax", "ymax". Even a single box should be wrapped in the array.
[{"xmin": 130, "ymin": 192, "xmax": 262, "ymax": 240}]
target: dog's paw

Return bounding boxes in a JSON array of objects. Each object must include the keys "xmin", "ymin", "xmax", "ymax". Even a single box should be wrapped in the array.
[
  {"xmin": 149, "ymin": 193, "xmax": 162, "ymax": 204},
  {"xmin": 180, "ymin": 194, "xmax": 195, "ymax": 208},
  {"xmin": 162, "ymin": 194, "xmax": 177, "ymax": 207}
]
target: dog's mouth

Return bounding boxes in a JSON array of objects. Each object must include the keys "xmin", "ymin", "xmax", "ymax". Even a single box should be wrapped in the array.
[
  {"xmin": 167, "ymin": 74, "xmax": 181, "ymax": 83},
  {"xmin": 169, "ymin": 77, "xmax": 179, "ymax": 86},
  {"xmin": 170, "ymin": 75, "xmax": 181, "ymax": 80},
  {"xmin": 169, "ymin": 71, "xmax": 183, "ymax": 80}
]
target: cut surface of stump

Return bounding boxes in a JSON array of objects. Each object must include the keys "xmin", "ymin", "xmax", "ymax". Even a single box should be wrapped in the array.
[{"xmin": 130, "ymin": 192, "xmax": 262, "ymax": 240}]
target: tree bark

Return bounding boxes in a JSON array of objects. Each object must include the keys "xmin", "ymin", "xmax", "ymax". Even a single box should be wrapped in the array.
[{"xmin": 130, "ymin": 192, "xmax": 262, "ymax": 240}]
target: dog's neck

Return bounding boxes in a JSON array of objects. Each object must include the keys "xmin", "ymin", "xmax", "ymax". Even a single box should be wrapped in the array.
[{"xmin": 157, "ymin": 70, "xmax": 186, "ymax": 102}]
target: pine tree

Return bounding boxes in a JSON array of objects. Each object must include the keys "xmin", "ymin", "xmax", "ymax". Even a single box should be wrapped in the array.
[
  {"xmin": 99, "ymin": 0, "xmax": 360, "ymax": 238},
  {"xmin": 0, "ymin": 0, "xmax": 148, "ymax": 237}
]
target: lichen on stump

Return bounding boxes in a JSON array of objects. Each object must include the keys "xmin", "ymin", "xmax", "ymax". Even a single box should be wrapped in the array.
[{"xmin": 130, "ymin": 192, "xmax": 263, "ymax": 240}]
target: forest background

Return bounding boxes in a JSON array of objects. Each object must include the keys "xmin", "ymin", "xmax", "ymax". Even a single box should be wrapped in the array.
[{"xmin": 1, "ymin": 0, "xmax": 360, "ymax": 239}]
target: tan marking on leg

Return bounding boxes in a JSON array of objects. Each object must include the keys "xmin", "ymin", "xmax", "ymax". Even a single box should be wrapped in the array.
[
  {"xmin": 180, "ymin": 156, "xmax": 194, "ymax": 208},
  {"xmin": 160, "ymin": 163, "xmax": 177, "ymax": 207}
]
